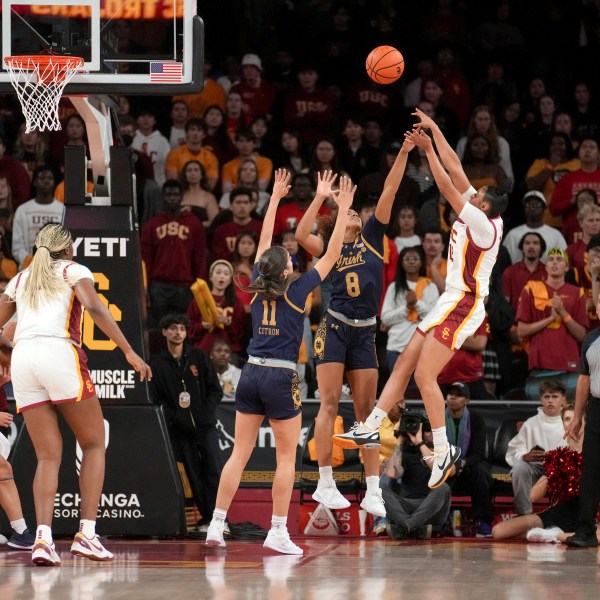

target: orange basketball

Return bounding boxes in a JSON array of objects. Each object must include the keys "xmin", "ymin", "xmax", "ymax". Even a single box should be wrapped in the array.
[{"xmin": 365, "ymin": 46, "xmax": 405, "ymax": 85}]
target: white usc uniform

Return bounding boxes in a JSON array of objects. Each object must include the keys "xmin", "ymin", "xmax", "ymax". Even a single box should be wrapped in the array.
[
  {"xmin": 5, "ymin": 261, "xmax": 97, "ymax": 411},
  {"xmin": 418, "ymin": 190, "xmax": 503, "ymax": 350}
]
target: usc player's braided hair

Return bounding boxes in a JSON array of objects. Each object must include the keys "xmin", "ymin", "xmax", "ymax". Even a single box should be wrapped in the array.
[{"xmin": 21, "ymin": 224, "xmax": 72, "ymax": 310}]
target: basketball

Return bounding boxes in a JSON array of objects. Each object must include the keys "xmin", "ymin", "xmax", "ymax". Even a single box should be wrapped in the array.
[{"xmin": 365, "ymin": 46, "xmax": 404, "ymax": 85}]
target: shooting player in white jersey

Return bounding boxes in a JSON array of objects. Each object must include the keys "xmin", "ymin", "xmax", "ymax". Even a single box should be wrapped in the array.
[{"xmin": 334, "ymin": 109, "xmax": 511, "ymax": 490}]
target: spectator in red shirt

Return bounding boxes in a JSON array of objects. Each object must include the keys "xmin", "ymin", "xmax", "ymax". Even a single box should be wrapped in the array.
[
  {"xmin": 187, "ymin": 259, "xmax": 247, "ymax": 361},
  {"xmin": 502, "ymin": 231, "xmax": 547, "ymax": 312},
  {"xmin": 141, "ymin": 180, "xmax": 207, "ymax": 325},
  {"xmin": 0, "ymin": 134, "xmax": 30, "ymax": 209},
  {"xmin": 273, "ymin": 173, "xmax": 330, "ymax": 238},
  {"xmin": 210, "ymin": 188, "xmax": 263, "ymax": 261},
  {"xmin": 230, "ymin": 54, "xmax": 277, "ymax": 121},
  {"xmin": 550, "ymin": 137, "xmax": 600, "ymax": 243},
  {"xmin": 517, "ymin": 248, "xmax": 589, "ymax": 400},
  {"xmin": 438, "ymin": 319, "xmax": 490, "ymax": 400},
  {"xmin": 283, "ymin": 62, "xmax": 336, "ymax": 148}
]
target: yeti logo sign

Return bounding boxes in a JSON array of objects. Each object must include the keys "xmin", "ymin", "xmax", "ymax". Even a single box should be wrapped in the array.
[
  {"xmin": 72, "ymin": 237, "xmax": 129, "ymax": 258},
  {"xmin": 63, "ymin": 205, "xmax": 150, "ymax": 405}
]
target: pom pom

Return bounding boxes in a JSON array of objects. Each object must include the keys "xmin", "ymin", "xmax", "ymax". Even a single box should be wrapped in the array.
[{"xmin": 543, "ymin": 447, "xmax": 582, "ymax": 503}]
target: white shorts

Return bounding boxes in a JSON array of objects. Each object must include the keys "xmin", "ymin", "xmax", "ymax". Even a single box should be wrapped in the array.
[
  {"xmin": 417, "ymin": 290, "xmax": 485, "ymax": 350},
  {"xmin": 11, "ymin": 337, "xmax": 96, "ymax": 413}
]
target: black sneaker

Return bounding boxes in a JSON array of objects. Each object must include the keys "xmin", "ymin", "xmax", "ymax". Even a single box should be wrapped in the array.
[
  {"xmin": 414, "ymin": 524, "xmax": 433, "ymax": 540},
  {"xmin": 565, "ymin": 531, "xmax": 598, "ymax": 548},
  {"xmin": 386, "ymin": 523, "xmax": 409, "ymax": 540},
  {"xmin": 7, "ymin": 529, "xmax": 35, "ymax": 550}
]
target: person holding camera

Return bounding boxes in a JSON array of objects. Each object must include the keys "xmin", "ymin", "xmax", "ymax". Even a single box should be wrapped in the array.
[
  {"xmin": 444, "ymin": 382, "xmax": 494, "ymax": 537},
  {"xmin": 381, "ymin": 411, "xmax": 453, "ymax": 540}
]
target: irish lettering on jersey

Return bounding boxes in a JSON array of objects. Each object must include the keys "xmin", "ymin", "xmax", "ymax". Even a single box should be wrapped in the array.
[{"xmin": 327, "ymin": 216, "xmax": 387, "ymax": 320}]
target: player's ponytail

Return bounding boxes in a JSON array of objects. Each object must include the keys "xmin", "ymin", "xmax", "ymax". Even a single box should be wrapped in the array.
[
  {"xmin": 238, "ymin": 246, "xmax": 300, "ymax": 300},
  {"xmin": 21, "ymin": 224, "xmax": 72, "ymax": 310}
]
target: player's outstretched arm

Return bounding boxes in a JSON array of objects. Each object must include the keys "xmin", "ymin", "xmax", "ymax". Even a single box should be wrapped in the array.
[
  {"xmin": 406, "ymin": 129, "xmax": 466, "ymax": 216},
  {"xmin": 314, "ymin": 176, "xmax": 354, "ymax": 279},
  {"xmin": 375, "ymin": 138, "xmax": 413, "ymax": 225},
  {"xmin": 256, "ymin": 168, "xmax": 291, "ymax": 262},
  {"xmin": 412, "ymin": 108, "xmax": 471, "ymax": 194},
  {"xmin": 295, "ymin": 170, "xmax": 338, "ymax": 257},
  {"xmin": 74, "ymin": 279, "xmax": 152, "ymax": 382}
]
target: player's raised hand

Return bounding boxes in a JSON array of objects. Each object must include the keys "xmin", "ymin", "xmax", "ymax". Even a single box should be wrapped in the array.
[
  {"xmin": 412, "ymin": 107, "xmax": 436, "ymax": 130},
  {"xmin": 271, "ymin": 169, "xmax": 292, "ymax": 201},
  {"xmin": 334, "ymin": 176, "xmax": 356, "ymax": 210},
  {"xmin": 406, "ymin": 128, "xmax": 433, "ymax": 151},
  {"xmin": 316, "ymin": 170, "xmax": 338, "ymax": 198}
]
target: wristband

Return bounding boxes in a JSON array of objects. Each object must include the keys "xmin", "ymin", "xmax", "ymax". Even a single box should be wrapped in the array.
[
  {"xmin": 563, "ymin": 314, "xmax": 573, "ymax": 324},
  {"xmin": 416, "ymin": 441, "xmax": 426, "ymax": 448}
]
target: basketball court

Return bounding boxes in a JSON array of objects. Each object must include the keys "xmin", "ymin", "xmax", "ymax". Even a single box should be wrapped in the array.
[
  {"xmin": 0, "ymin": 537, "xmax": 598, "ymax": 599},
  {"xmin": 0, "ymin": 2, "xmax": 598, "ymax": 596}
]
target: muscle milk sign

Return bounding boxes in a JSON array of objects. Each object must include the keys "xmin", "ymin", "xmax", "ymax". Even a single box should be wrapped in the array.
[{"xmin": 64, "ymin": 205, "xmax": 150, "ymax": 405}]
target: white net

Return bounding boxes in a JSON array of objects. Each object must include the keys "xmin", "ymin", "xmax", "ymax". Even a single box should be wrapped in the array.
[{"xmin": 4, "ymin": 56, "xmax": 84, "ymax": 132}]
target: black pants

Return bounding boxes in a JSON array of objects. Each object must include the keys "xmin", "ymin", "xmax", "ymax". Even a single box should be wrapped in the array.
[
  {"xmin": 576, "ymin": 398, "xmax": 600, "ymax": 534},
  {"xmin": 171, "ymin": 426, "xmax": 222, "ymax": 522},
  {"xmin": 450, "ymin": 461, "xmax": 494, "ymax": 523}
]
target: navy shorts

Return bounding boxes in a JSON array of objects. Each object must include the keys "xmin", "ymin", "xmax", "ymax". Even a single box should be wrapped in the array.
[
  {"xmin": 539, "ymin": 497, "xmax": 580, "ymax": 532},
  {"xmin": 235, "ymin": 363, "xmax": 302, "ymax": 420},
  {"xmin": 313, "ymin": 313, "xmax": 378, "ymax": 370}
]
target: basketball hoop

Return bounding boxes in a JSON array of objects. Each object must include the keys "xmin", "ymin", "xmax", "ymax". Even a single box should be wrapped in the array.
[{"xmin": 4, "ymin": 55, "xmax": 85, "ymax": 133}]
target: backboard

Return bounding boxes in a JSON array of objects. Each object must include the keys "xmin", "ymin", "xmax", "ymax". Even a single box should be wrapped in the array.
[{"xmin": 0, "ymin": 0, "xmax": 203, "ymax": 95}]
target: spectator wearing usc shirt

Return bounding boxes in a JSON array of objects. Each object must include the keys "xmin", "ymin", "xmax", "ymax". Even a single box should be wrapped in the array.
[
  {"xmin": 502, "ymin": 231, "xmax": 547, "ymax": 312},
  {"xmin": 516, "ymin": 248, "xmax": 588, "ymax": 400},
  {"xmin": 141, "ymin": 180, "xmax": 207, "ymax": 325},
  {"xmin": 165, "ymin": 119, "xmax": 220, "ymax": 190},
  {"xmin": 209, "ymin": 188, "xmax": 262, "ymax": 262},
  {"xmin": 282, "ymin": 62, "xmax": 336, "ymax": 148}
]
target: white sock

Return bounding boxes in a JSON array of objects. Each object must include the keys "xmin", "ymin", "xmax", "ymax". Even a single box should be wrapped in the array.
[
  {"xmin": 10, "ymin": 518, "xmax": 26, "ymax": 535},
  {"xmin": 36, "ymin": 525, "xmax": 53, "ymax": 544},
  {"xmin": 212, "ymin": 508, "xmax": 227, "ymax": 523},
  {"xmin": 271, "ymin": 515, "xmax": 287, "ymax": 531},
  {"xmin": 432, "ymin": 426, "xmax": 448, "ymax": 454},
  {"xmin": 79, "ymin": 519, "xmax": 96, "ymax": 539},
  {"xmin": 365, "ymin": 407, "xmax": 387, "ymax": 431},
  {"xmin": 318, "ymin": 466, "xmax": 334, "ymax": 486},
  {"xmin": 366, "ymin": 476, "xmax": 380, "ymax": 494}
]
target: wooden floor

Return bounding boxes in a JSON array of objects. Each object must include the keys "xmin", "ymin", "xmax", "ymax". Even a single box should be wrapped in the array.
[{"xmin": 0, "ymin": 537, "xmax": 599, "ymax": 599}]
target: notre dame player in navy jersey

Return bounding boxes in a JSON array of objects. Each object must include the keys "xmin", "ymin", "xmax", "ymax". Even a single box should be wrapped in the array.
[
  {"xmin": 206, "ymin": 170, "xmax": 355, "ymax": 555},
  {"xmin": 295, "ymin": 138, "xmax": 414, "ymax": 518}
]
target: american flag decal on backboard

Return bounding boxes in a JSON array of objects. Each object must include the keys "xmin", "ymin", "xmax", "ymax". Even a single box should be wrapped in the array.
[{"xmin": 150, "ymin": 62, "xmax": 183, "ymax": 83}]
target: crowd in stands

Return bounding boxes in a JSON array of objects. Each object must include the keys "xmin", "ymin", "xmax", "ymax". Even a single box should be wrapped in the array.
[{"xmin": 0, "ymin": 0, "xmax": 599, "ymax": 401}]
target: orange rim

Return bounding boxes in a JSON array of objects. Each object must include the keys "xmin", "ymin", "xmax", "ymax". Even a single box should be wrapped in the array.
[{"xmin": 4, "ymin": 55, "xmax": 85, "ymax": 70}]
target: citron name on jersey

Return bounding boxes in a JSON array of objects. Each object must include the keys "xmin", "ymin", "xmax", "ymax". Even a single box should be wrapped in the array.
[
  {"xmin": 72, "ymin": 237, "xmax": 129, "ymax": 257},
  {"xmin": 258, "ymin": 326, "xmax": 280, "ymax": 336},
  {"xmin": 335, "ymin": 251, "xmax": 366, "ymax": 272}
]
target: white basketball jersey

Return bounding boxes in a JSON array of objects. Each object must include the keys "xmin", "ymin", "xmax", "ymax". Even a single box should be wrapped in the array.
[
  {"xmin": 446, "ymin": 205, "xmax": 503, "ymax": 298},
  {"xmin": 5, "ymin": 261, "xmax": 94, "ymax": 345}
]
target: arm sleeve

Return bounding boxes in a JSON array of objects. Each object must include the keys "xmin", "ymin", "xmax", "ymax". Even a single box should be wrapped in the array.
[
  {"xmin": 459, "ymin": 202, "xmax": 496, "ymax": 248},
  {"xmin": 362, "ymin": 216, "xmax": 387, "ymax": 255}
]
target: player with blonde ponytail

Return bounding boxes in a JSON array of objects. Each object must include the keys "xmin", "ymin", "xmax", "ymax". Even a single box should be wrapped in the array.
[{"xmin": 0, "ymin": 223, "xmax": 151, "ymax": 566}]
